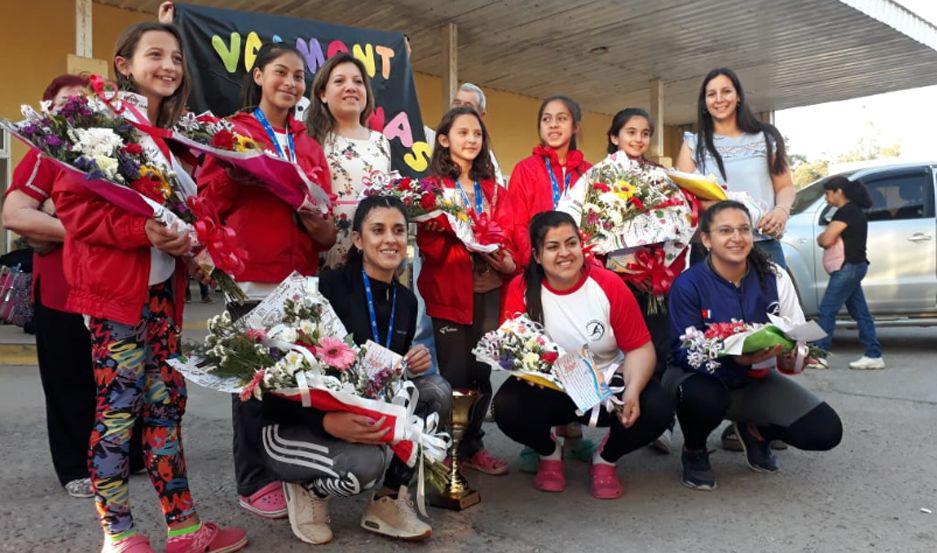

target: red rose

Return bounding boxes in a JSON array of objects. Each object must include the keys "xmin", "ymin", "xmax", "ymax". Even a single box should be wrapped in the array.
[
  {"xmin": 210, "ymin": 129, "xmax": 236, "ymax": 150},
  {"xmin": 124, "ymin": 142, "xmax": 143, "ymax": 155},
  {"xmin": 594, "ymin": 182, "xmax": 610, "ymax": 193},
  {"xmin": 130, "ymin": 175, "xmax": 165, "ymax": 204},
  {"xmin": 542, "ymin": 351, "xmax": 559, "ymax": 364},
  {"xmin": 419, "ymin": 193, "xmax": 437, "ymax": 211},
  {"xmin": 397, "ymin": 177, "xmax": 413, "ymax": 191},
  {"xmin": 629, "ymin": 196, "xmax": 645, "ymax": 210}
]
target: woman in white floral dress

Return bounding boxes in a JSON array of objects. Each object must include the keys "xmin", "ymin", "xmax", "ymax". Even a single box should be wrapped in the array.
[{"xmin": 307, "ymin": 53, "xmax": 392, "ymax": 268}]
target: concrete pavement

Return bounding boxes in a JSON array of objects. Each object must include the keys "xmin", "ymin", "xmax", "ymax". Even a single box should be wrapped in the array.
[{"xmin": 1, "ymin": 326, "xmax": 935, "ymax": 552}]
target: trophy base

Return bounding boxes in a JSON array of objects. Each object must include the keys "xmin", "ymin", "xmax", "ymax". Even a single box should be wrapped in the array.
[{"xmin": 428, "ymin": 488, "xmax": 481, "ymax": 511}]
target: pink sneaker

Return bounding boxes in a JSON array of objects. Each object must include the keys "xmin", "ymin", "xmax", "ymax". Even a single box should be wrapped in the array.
[
  {"xmin": 101, "ymin": 534, "xmax": 154, "ymax": 553},
  {"xmin": 462, "ymin": 449, "xmax": 509, "ymax": 475},
  {"xmin": 533, "ymin": 459, "xmax": 566, "ymax": 492},
  {"xmin": 238, "ymin": 481, "xmax": 287, "ymax": 518},
  {"xmin": 590, "ymin": 463, "xmax": 624, "ymax": 499},
  {"xmin": 165, "ymin": 522, "xmax": 247, "ymax": 553}
]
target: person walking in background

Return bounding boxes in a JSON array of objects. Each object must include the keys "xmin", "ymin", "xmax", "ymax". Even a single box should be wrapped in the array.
[
  {"xmin": 450, "ymin": 82, "xmax": 505, "ymax": 186},
  {"xmin": 810, "ymin": 176, "xmax": 884, "ymax": 370}
]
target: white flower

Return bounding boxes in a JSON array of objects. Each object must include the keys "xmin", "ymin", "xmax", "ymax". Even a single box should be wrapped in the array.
[
  {"xmin": 68, "ymin": 127, "xmax": 123, "ymax": 159},
  {"xmin": 271, "ymin": 327, "xmax": 297, "ymax": 343},
  {"xmin": 522, "ymin": 352, "xmax": 539, "ymax": 369},
  {"xmin": 282, "ymin": 351, "xmax": 305, "ymax": 373},
  {"xmin": 299, "ymin": 320, "xmax": 317, "ymax": 338},
  {"xmin": 92, "ymin": 154, "xmax": 121, "ymax": 181}
]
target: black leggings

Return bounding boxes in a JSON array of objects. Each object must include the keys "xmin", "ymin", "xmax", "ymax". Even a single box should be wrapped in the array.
[
  {"xmin": 675, "ymin": 372, "xmax": 843, "ymax": 451},
  {"xmin": 493, "ymin": 376, "xmax": 674, "ymax": 462},
  {"xmin": 432, "ymin": 289, "xmax": 500, "ymax": 458}
]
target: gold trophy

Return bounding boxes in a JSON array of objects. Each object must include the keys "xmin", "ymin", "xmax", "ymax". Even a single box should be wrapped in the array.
[{"xmin": 429, "ymin": 388, "xmax": 482, "ymax": 510}]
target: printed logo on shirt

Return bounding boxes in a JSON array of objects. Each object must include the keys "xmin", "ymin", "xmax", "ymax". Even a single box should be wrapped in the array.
[
  {"xmin": 585, "ymin": 320, "xmax": 606, "ymax": 342},
  {"xmin": 701, "ymin": 309, "xmax": 712, "ymax": 319},
  {"xmin": 767, "ymin": 301, "xmax": 780, "ymax": 316},
  {"xmin": 438, "ymin": 325, "xmax": 459, "ymax": 335}
]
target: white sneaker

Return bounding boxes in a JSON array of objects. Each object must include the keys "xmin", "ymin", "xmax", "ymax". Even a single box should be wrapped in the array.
[
  {"xmin": 848, "ymin": 356, "xmax": 885, "ymax": 370},
  {"xmin": 284, "ymin": 482, "xmax": 332, "ymax": 545},
  {"xmin": 360, "ymin": 485, "xmax": 431, "ymax": 541},
  {"xmin": 65, "ymin": 478, "xmax": 94, "ymax": 498},
  {"xmin": 650, "ymin": 428, "xmax": 673, "ymax": 454},
  {"xmin": 806, "ymin": 358, "xmax": 830, "ymax": 370}
]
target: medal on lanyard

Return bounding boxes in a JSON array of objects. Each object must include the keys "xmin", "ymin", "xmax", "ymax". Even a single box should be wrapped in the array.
[
  {"xmin": 253, "ymin": 107, "xmax": 296, "ymax": 162},
  {"xmin": 456, "ymin": 180, "xmax": 485, "ymax": 214},
  {"xmin": 361, "ymin": 270, "xmax": 397, "ymax": 349},
  {"xmin": 544, "ymin": 157, "xmax": 572, "ymax": 207}
]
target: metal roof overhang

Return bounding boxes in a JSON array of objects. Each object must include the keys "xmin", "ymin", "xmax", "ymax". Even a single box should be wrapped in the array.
[{"xmin": 95, "ymin": 0, "xmax": 937, "ymax": 124}]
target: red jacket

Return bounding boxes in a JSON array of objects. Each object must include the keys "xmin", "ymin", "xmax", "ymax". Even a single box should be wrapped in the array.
[
  {"xmin": 417, "ymin": 177, "xmax": 508, "ymax": 325},
  {"xmin": 503, "ymin": 145, "xmax": 591, "ymax": 269},
  {"xmin": 196, "ymin": 111, "xmax": 332, "ymax": 282},
  {"xmin": 53, "ymin": 171, "xmax": 188, "ymax": 326}
]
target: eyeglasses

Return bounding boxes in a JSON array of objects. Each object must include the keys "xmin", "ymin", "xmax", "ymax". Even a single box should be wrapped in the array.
[{"xmin": 710, "ymin": 225, "xmax": 753, "ymax": 238}]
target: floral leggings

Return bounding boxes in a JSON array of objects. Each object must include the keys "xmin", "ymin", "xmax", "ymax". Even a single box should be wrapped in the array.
[{"xmin": 87, "ymin": 281, "xmax": 194, "ymax": 535}]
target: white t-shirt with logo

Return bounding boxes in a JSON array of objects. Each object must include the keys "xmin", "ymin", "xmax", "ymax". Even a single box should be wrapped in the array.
[{"xmin": 502, "ymin": 264, "xmax": 650, "ymax": 372}]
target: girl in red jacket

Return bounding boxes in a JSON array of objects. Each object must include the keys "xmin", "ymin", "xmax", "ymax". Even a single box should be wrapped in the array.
[
  {"xmin": 417, "ymin": 107, "xmax": 515, "ymax": 475},
  {"xmin": 196, "ymin": 42, "xmax": 336, "ymax": 519},
  {"xmin": 53, "ymin": 22, "xmax": 246, "ymax": 553},
  {"xmin": 502, "ymin": 95, "xmax": 592, "ymax": 270}
]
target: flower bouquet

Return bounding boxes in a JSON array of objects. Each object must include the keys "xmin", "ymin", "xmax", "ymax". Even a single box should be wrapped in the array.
[
  {"xmin": 680, "ymin": 315, "xmax": 827, "ymax": 375},
  {"xmin": 363, "ymin": 174, "xmax": 502, "ymax": 254},
  {"xmin": 559, "ymin": 153, "xmax": 695, "ymax": 256},
  {"xmin": 472, "ymin": 314, "xmax": 565, "ymax": 390},
  {"xmin": 167, "ymin": 273, "xmax": 450, "ymax": 496},
  {"xmin": 169, "ymin": 112, "xmax": 332, "ymax": 215},
  {"xmin": 0, "ymin": 87, "xmax": 247, "ymax": 302}
]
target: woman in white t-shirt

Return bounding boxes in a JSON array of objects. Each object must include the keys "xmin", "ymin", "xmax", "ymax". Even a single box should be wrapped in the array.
[
  {"xmin": 307, "ymin": 53, "xmax": 392, "ymax": 268},
  {"xmin": 494, "ymin": 211, "xmax": 674, "ymax": 500}
]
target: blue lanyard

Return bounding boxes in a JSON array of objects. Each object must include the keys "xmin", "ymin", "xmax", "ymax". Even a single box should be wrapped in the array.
[
  {"xmin": 253, "ymin": 107, "xmax": 295, "ymax": 162},
  {"xmin": 544, "ymin": 157, "xmax": 572, "ymax": 207},
  {"xmin": 361, "ymin": 270, "xmax": 396, "ymax": 349},
  {"xmin": 455, "ymin": 179, "xmax": 484, "ymax": 214}
]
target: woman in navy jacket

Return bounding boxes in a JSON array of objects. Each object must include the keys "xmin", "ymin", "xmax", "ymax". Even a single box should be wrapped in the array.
[{"xmin": 664, "ymin": 200, "xmax": 842, "ymax": 491}]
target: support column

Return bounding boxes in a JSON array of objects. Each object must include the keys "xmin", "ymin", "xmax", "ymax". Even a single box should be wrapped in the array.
[
  {"xmin": 649, "ymin": 78, "xmax": 668, "ymax": 164},
  {"xmin": 75, "ymin": 0, "xmax": 92, "ymax": 57},
  {"xmin": 442, "ymin": 22, "xmax": 458, "ymax": 111},
  {"xmin": 758, "ymin": 110, "xmax": 776, "ymax": 125}
]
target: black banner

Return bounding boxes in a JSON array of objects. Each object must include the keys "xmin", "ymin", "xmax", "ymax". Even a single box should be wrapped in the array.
[{"xmin": 174, "ymin": 3, "xmax": 429, "ymax": 175}]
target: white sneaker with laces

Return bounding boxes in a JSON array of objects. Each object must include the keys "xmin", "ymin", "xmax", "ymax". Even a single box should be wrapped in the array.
[
  {"xmin": 650, "ymin": 428, "xmax": 673, "ymax": 454},
  {"xmin": 284, "ymin": 482, "xmax": 332, "ymax": 544},
  {"xmin": 848, "ymin": 356, "xmax": 885, "ymax": 370},
  {"xmin": 65, "ymin": 477, "xmax": 94, "ymax": 498},
  {"xmin": 360, "ymin": 485, "xmax": 431, "ymax": 541}
]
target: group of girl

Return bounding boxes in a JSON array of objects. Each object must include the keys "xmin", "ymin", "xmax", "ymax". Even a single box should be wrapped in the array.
[{"xmin": 5, "ymin": 11, "xmax": 856, "ymax": 552}]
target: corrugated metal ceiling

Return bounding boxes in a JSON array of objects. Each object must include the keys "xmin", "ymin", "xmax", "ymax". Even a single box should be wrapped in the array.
[{"xmin": 94, "ymin": 0, "xmax": 937, "ymax": 123}]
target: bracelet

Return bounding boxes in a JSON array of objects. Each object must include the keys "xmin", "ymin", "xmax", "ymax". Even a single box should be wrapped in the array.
[{"xmin": 774, "ymin": 205, "xmax": 791, "ymax": 214}]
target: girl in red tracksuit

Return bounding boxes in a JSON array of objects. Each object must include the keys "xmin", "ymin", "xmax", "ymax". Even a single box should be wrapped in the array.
[
  {"xmin": 502, "ymin": 95, "xmax": 592, "ymax": 270},
  {"xmin": 417, "ymin": 106, "xmax": 515, "ymax": 475},
  {"xmin": 53, "ymin": 22, "xmax": 246, "ymax": 553},
  {"xmin": 196, "ymin": 42, "xmax": 335, "ymax": 520}
]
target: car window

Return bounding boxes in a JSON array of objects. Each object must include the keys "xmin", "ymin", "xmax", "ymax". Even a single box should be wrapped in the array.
[
  {"xmin": 861, "ymin": 171, "xmax": 934, "ymax": 222},
  {"xmin": 792, "ymin": 181, "xmax": 825, "ymax": 215}
]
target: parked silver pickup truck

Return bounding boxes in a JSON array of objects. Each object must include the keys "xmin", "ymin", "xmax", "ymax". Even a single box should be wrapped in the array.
[{"xmin": 781, "ymin": 163, "xmax": 937, "ymax": 325}]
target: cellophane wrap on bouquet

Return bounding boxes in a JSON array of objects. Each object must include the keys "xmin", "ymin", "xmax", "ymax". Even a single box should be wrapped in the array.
[
  {"xmin": 558, "ymin": 153, "xmax": 695, "ymax": 257},
  {"xmin": 363, "ymin": 173, "xmax": 502, "ymax": 253},
  {"xmin": 664, "ymin": 169, "xmax": 728, "ymax": 201},
  {"xmin": 0, "ymin": 83, "xmax": 247, "ymax": 301},
  {"xmin": 168, "ymin": 112, "xmax": 332, "ymax": 215},
  {"xmin": 167, "ymin": 272, "xmax": 450, "ymax": 509},
  {"xmin": 473, "ymin": 314, "xmax": 565, "ymax": 390},
  {"xmin": 679, "ymin": 314, "xmax": 828, "ymax": 375}
]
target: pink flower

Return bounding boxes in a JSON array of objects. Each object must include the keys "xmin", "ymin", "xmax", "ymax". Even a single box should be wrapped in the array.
[
  {"xmin": 240, "ymin": 368, "xmax": 266, "ymax": 401},
  {"xmin": 245, "ymin": 328, "xmax": 267, "ymax": 342},
  {"xmin": 315, "ymin": 337, "xmax": 357, "ymax": 370}
]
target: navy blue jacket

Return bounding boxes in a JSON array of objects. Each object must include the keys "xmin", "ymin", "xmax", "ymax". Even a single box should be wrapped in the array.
[{"xmin": 668, "ymin": 259, "xmax": 779, "ymax": 385}]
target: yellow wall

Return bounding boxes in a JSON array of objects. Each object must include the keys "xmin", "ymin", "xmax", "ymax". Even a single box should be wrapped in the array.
[
  {"xmin": 413, "ymin": 72, "xmax": 613, "ymax": 178},
  {"xmin": 1, "ymin": 0, "xmax": 148, "ymax": 166}
]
